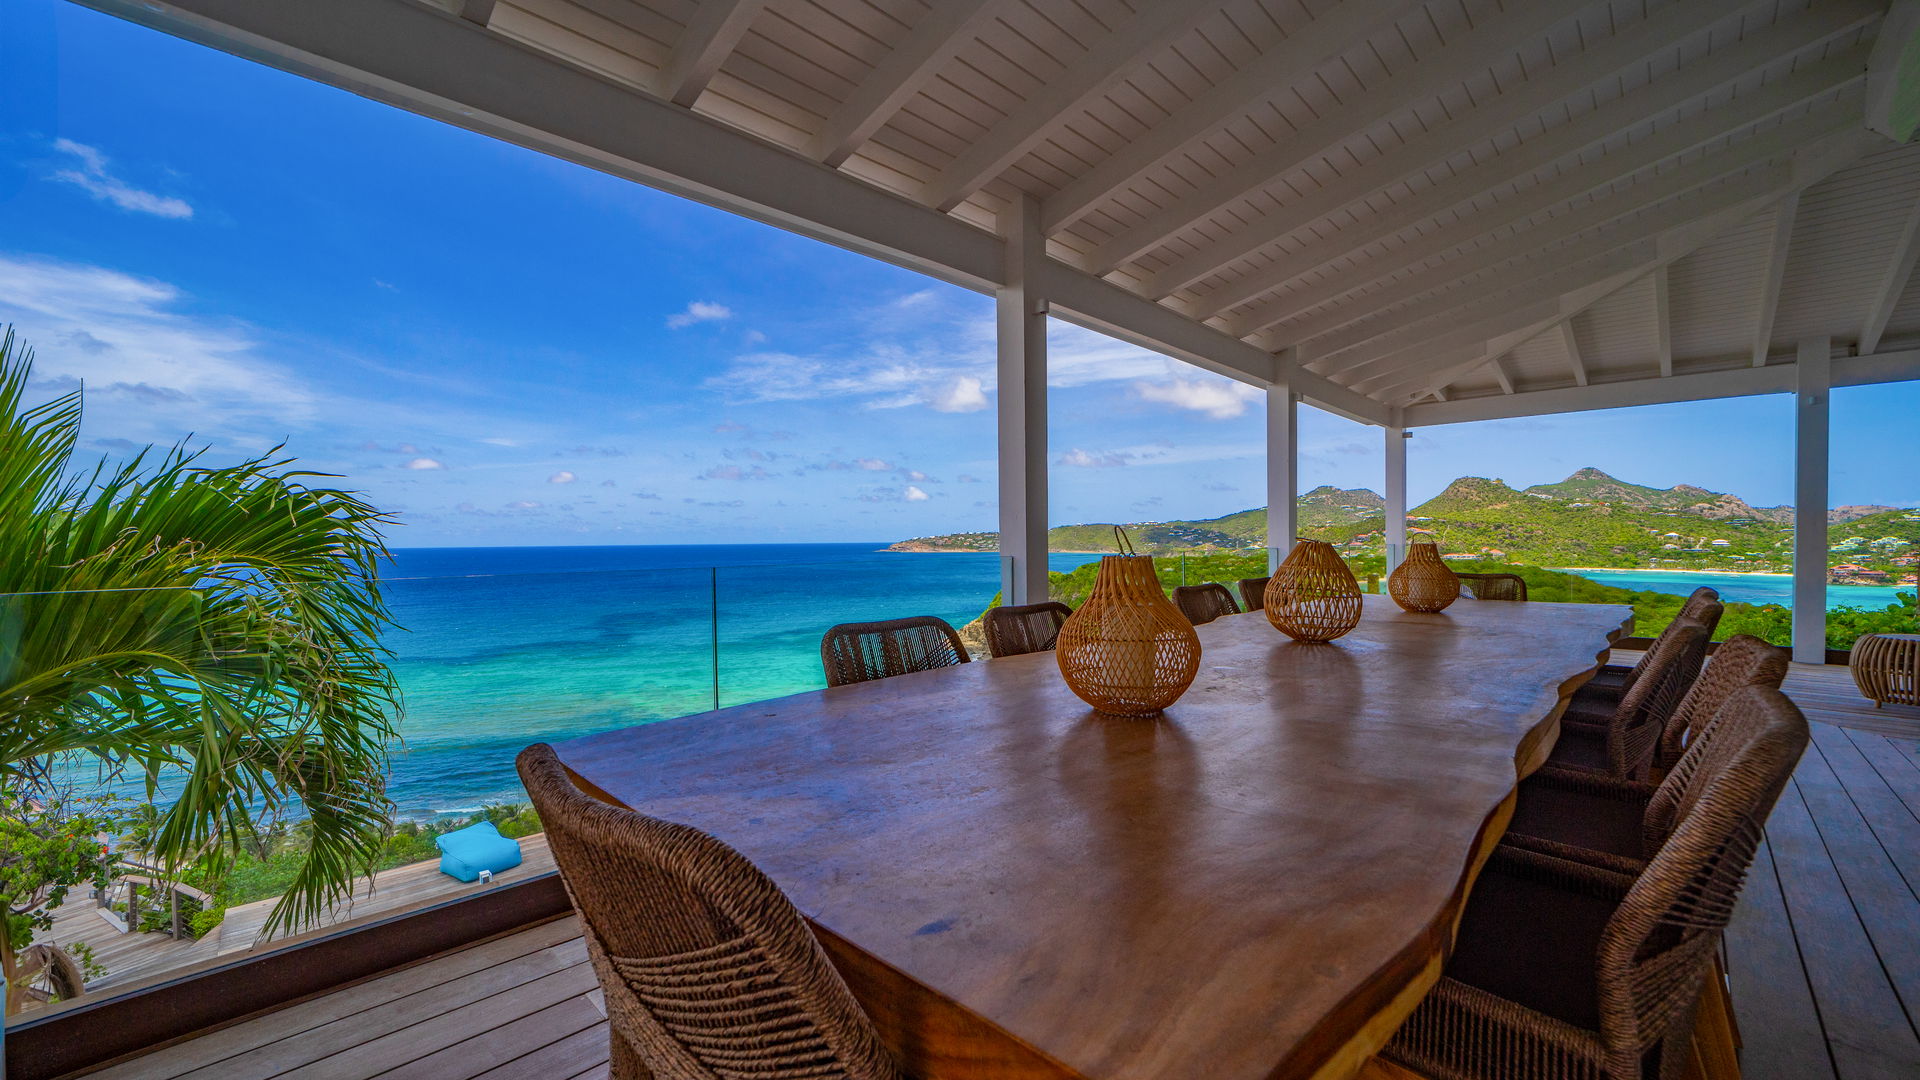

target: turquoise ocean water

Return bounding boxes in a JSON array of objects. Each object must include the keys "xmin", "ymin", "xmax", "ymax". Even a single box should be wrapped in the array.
[
  {"xmin": 1558, "ymin": 568, "xmax": 1909, "ymax": 610},
  {"xmin": 380, "ymin": 544, "xmax": 1101, "ymax": 815}
]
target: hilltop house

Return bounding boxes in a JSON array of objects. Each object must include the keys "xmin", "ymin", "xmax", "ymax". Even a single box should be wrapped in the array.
[{"xmin": 17, "ymin": 3, "xmax": 1920, "ymax": 1080}]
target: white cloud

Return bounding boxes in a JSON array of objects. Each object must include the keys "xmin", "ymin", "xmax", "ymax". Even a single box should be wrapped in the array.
[
  {"xmin": 403, "ymin": 457, "xmax": 445, "ymax": 470},
  {"xmin": 507, "ymin": 500, "xmax": 542, "ymax": 510},
  {"xmin": 48, "ymin": 139, "xmax": 193, "ymax": 220},
  {"xmin": 928, "ymin": 374, "xmax": 988, "ymax": 413},
  {"xmin": 1134, "ymin": 376, "xmax": 1263, "ymax": 419},
  {"xmin": 667, "ymin": 301, "xmax": 732, "ymax": 329},
  {"xmin": 1059, "ymin": 448, "xmax": 1132, "ymax": 469},
  {"xmin": 854, "ymin": 457, "xmax": 892, "ymax": 471},
  {"xmin": 549, "ymin": 470, "xmax": 577, "ymax": 484},
  {"xmin": 0, "ymin": 254, "xmax": 312, "ymax": 437},
  {"xmin": 479, "ymin": 436, "xmax": 520, "ymax": 446},
  {"xmin": 903, "ymin": 485, "xmax": 930, "ymax": 501}
]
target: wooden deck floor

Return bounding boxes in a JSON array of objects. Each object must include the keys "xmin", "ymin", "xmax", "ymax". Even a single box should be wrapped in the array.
[
  {"xmin": 28, "ymin": 834, "xmax": 555, "ymax": 1000},
  {"xmin": 77, "ymin": 659, "xmax": 1920, "ymax": 1080}
]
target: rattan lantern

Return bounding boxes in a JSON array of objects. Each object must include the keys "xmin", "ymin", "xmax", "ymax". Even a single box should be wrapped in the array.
[
  {"xmin": 1056, "ymin": 532, "xmax": 1200, "ymax": 716},
  {"xmin": 1264, "ymin": 539, "xmax": 1363, "ymax": 642},
  {"xmin": 1389, "ymin": 541, "xmax": 1460, "ymax": 613}
]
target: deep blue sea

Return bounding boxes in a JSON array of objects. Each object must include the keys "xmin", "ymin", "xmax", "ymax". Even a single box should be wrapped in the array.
[{"xmin": 380, "ymin": 544, "xmax": 1100, "ymax": 815}]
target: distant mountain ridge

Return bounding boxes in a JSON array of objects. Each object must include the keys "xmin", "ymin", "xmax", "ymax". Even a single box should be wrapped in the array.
[{"xmin": 888, "ymin": 469, "xmax": 1916, "ymax": 579}]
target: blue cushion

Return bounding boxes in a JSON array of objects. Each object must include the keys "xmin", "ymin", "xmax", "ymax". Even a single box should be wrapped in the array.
[{"xmin": 435, "ymin": 821, "xmax": 523, "ymax": 883}]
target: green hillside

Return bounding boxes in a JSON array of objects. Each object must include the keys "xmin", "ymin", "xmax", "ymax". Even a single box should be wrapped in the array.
[{"xmin": 890, "ymin": 467, "xmax": 1920, "ymax": 587}]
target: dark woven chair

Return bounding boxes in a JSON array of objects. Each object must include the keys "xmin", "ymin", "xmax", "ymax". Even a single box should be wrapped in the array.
[
  {"xmin": 1585, "ymin": 587, "xmax": 1721, "ymax": 698},
  {"xmin": 1172, "ymin": 583, "xmax": 1239, "ymax": 626},
  {"xmin": 516, "ymin": 744, "xmax": 908, "ymax": 1080},
  {"xmin": 1549, "ymin": 620, "xmax": 1710, "ymax": 780},
  {"xmin": 1569, "ymin": 597, "xmax": 1722, "ymax": 723},
  {"xmin": 1504, "ymin": 668, "xmax": 1800, "ymax": 877},
  {"xmin": 1236, "ymin": 576, "xmax": 1271, "ymax": 612},
  {"xmin": 820, "ymin": 615, "xmax": 970, "ymax": 687},
  {"xmin": 981, "ymin": 600, "xmax": 1073, "ymax": 658},
  {"xmin": 1456, "ymin": 571, "xmax": 1528, "ymax": 601},
  {"xmin": 1385, "ymin": 686, "xmax": 1808, "ymax": 1080}
]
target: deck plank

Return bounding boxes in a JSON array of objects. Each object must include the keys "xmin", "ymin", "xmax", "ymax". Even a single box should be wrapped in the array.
[
  {"xmin": 1764, "ymin": 777, "xmax": 1920, "ymax": 1078},
  {"xmin": 1843, "ymin": 725, "xmax": 1920, "ymax": 824},
  {"xmin": 467, "ymin": 1014, "xmax": 612, "ymax": 1080},
  {"xmin": 1795, "ymin": 732, "xmax": 1920, "ymax": 1038},
  {"xmin": 378, "ymin": 993, "xmax": 606, "ymax": 1080},
  {"xmin": 85, "ymin": 917, "xmax": 583, "ymax": 1080},
  {"xmin": 1724, "ymin": 835, "xmax": 1836, "ymax": 1080}
]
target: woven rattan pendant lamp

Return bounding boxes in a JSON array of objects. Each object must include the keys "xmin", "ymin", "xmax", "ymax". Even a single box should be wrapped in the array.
[
  {"xmin": 1056, "ymin": 529, "xmax": 1201, "ymax": 716},
  {"xmin": 1264, "ymin": 539, "xmax": 1363, "ymax": 642},
  {"xmin": 1389, "ymin": 540, "xmax": 1460, "ymax": 613}
]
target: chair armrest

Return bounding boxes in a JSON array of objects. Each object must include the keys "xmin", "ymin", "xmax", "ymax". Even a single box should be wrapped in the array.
[
  {"xmin": 1526, "ymin": 765, "xmax": 1657, "ymax": 808},
  {"xmin": 1486, "ymin": 843, "xmax": 1635, "ymax": 903}
]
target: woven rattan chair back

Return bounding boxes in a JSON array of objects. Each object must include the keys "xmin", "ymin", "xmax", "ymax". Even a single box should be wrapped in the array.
[
  {"xmin": 1652, "ymin": 634, "xmax": 1788, "ymax": 772},
  {"xmin": 1605, "ymin": 617, "xmax": 1712, "ymax": 779},
  {"xmin": 1236, "ymin": 576, "xmax": 1271, "ymax": 612},
  {"xmin": 1594, "ymin": 686, "xmax": 1808, "ymax": 1078},
  {"xmin": 1456, "ymin": 572, "xmax": 1528, "ymax": 602},
  {"xmin": 820, "ymin": 615, "xmax": 970, "ymax": 687},
  {"xmin": 1622, "ymin": 587, "xmax": 1721, "ymax": 690},
  {"xmin": 1172, "ymin": 583, "xmax": 1239, "ymax": 626},
  {"xmin": 516, "ymin": 744, "xmax": 906, "ymax": 1080},
  {"xmin": 981, "ymin": 601, "xmax": 1073, "ymax": 658}
]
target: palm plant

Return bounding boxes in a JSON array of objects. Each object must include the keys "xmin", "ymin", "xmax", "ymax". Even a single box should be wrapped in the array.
[{"xmin": 0, "ymin": 326, "xmax": 402, "ymax": 996}]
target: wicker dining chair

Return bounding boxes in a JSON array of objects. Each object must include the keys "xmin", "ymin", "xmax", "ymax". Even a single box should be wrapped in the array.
[
  {"xmin": 981, "ymin": 600, "xmax": 1073, "ymax": 658},
  {"xmin": 516, "ymin": 744, "xmax": 908, "ymax": 1080},
  {"xmin": 1384, "ymin": 685, "xmax": 1808, "ymax": 1080},
  {"xmin": 1584, "ymin": 587, "xmax": 1721, "ymax": 699},
  {"xmin": 820, "ymin": 615, "xmax": 970, "ymax": 687},
  {"xmin": 1172, "ymin": 583, "xmax": 1240, "ymax": 626},
  {"xmin": 1549, "ymin": 620, "xmax": 1710, "ymax": 780},
  {"xmin": 1456, "ymin": 571, "xmax": 1528, "ymax": 601},
  {"xmin": 1651, "ymin": 633, "xmax": 1788, "ymax": 773},
  {"xmin": 1503, "ymin": 667, "xmax": 1800, "ymax": 877},
  {"xmin": 1236, "ymin": 576, "xmax": 1271, "ymax": 612}
]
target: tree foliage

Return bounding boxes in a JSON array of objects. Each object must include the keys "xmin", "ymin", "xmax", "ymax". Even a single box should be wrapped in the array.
[{"xmin": 0, "ymin": 327, "xmax": 404, "ymax": 949}]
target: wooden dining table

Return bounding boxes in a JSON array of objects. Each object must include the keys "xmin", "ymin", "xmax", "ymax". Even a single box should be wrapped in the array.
[{"xmin": 552, "ymin": 593, "xmax": 1634, "ymax": 1080}]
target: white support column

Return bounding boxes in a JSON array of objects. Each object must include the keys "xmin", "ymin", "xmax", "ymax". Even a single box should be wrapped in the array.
[
  {"xmin": 1385, "ymin": 422, "xmax": 1408, "ymax": 571},
  {"xmin": 1792, "ymin": 337, "xmax": 1832, "ymax": 665},
  {"xmin": 1266, "ymin": 376, "xmax": 1297, "ymax": 573},
  {"xmin": 998, "ymin": 195, "xmax": 1049, "ymax": 605}
]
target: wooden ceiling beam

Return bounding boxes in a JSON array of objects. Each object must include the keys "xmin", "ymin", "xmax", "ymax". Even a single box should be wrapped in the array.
[
  {"xmin": 1214, "ymin": 46, "xmax": 1870, "ymax": 333},
  {"xmin": 1325, "ymin": 135, "xmax": 1874, "ymax": 395},
  {"xmin": 1277, "ymin": 133, "xmax": 1822, "ymax": 355},
  {"xmin": 1155, "ymin": 0, "xmax": 1852, "ymax": 301},
  {"xmin": 1036, "ymin": 0, "xmax": 1420, "ymax": 233},
  {"xmin": 658, "ymin": 0, "xmax": 767, "ymax": 107},
  {"xmin": 920, "ymin": 3, "xmax": 1210, "ymax": 213},
  {"xmin": 1653, "ymin": 265, "xmax": 1674, "ymax": 376},
  {"xmin": 1749, "ymin": 193, "xmax": 1800, "ymax": 366},
  {"xmin": 1857, "ymin": 193, "xmax": 1920, "ymax": 355},
  {"xmin": 1560, "ymin": 322, "xmax": 1589, "ymax": 387},
  {"xmin": 809, "ymin": 0, "xmax": 1001, "ymax": 167},
  {"xmin": 1083, "ymin": 0, "xmax": 1588, "ymax": 274}
]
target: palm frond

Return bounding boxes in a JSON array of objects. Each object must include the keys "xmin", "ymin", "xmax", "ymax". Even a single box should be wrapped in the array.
[{"xmin": 0, "ymin": 326, "xmax": 404, "ymax": 937}]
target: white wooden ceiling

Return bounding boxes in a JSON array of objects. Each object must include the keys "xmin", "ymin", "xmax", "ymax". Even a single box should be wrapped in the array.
[
  {"xmin": 457, "ymin": 0, "xmax": 1919, "ymax": 409},
  {"xmin": 87, "ymin": 0, "xmax": 1920, "ymax": 421}
]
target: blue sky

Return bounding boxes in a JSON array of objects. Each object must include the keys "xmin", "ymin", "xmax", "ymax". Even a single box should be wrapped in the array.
[{"xmin": 2, "ymin": 0, "xmax": 1914, "ymax": 547}]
